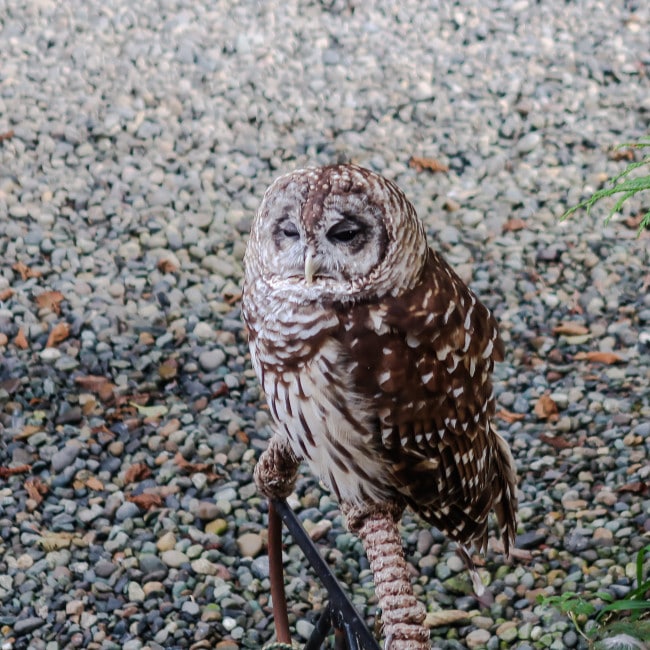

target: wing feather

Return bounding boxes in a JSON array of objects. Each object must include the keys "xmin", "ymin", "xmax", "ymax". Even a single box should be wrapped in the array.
[{"xmin": 339, "ymin": 248, "xmax": 516, "ymax": 550}]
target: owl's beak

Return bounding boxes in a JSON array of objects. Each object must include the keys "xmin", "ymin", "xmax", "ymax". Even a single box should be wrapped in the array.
[{"xmin": 304, "ymin": 251, "xmax": 318, "ymax": 285}]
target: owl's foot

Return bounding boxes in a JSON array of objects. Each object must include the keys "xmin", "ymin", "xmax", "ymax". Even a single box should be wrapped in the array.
[
  {"xmin": 254, "ymin": 435, "xmax": 300, "ymax": 499},
  {"xmin": 344, "ymin": 503, "xmax": 430, "ymax": 650}
]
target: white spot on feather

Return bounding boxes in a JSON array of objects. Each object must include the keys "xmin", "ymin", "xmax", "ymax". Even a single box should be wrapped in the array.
[
  {"xmin": 378, "ymin": 371, "xmax": 392, "ymax": 386},
  {"xmin": 436, "ymin": 344, "xmax": 452, "ymax": 361},
  {"xmin": 443, "ymin": 303, "xmax": 455, "ymax": 324},
  {"xmin": 464, "ymin": 308, "xmax": 473, "ymax": 330},
  {"xmin": 406, "ymin": 333, "xmax": 419, "ymax": 348},
  {"xmin": 481, "ymin": 338, "xmax": 494, "ymax": 359}
]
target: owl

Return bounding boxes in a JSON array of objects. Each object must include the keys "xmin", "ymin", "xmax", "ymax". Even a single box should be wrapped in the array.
[{"xmin": 242, "ymin": 164, "xmax": 517, "ymax": 647}]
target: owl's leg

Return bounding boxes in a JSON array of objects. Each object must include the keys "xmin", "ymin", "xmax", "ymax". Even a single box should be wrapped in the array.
[
  {"xmin": 343, "ymin": 503, "xmax": 430, "ymax": 650},
  {"xmin": 255, "ymin": 435, "xmax": 300, "ymax": 645},
  {"xmin": 254, "ymin": 433, "xmax": 300, "ymax": 499}
]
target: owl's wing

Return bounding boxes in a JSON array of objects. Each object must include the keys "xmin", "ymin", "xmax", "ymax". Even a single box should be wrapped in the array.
[{"xmin": 340, "ymin": 249, "xmax": 516, "ymax": 551}]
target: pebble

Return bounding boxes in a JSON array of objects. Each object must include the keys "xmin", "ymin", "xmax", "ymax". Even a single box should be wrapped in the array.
[
  {"xmin": 466, "ymin": 628, "xmax": 491, "ymax": 648},
  {"xmin": 13, "ymin": 617, "xmax": 46, "ymax": 635},
  {"xmin": 236, "ymin": 533, "xmax": 264, "ymax": 558},
  {"xmin": 160, "ymin": 550, "xmax": 190, "ymax": 568},
  {"xmin": 50, "ymin": 443, "xmax": 81, "ymax": 472}
]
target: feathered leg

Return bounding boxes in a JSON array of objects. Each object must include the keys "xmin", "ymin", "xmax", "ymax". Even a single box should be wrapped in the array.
[{"xmin": 344, "ymin": 503, "xmax": 430, "ymax": 650}]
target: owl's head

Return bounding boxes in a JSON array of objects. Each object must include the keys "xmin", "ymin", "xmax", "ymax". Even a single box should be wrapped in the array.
[{"xmin": 245, "ymin": 164, "xmax": 428, "ymax": 303}]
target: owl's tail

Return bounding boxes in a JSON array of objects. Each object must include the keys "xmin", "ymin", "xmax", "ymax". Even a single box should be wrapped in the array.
[{"xmin": 489, "ymin": 425, "xmax": 518, "ymax": 557}]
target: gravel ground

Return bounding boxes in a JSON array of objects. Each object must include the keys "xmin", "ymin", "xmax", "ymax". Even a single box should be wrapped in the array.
[{"xmin": 1, "ymin": 1, "xmax": 649, "ymax": 649}]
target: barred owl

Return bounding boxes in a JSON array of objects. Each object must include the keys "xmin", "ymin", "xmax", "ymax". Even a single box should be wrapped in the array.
[{"xmin": 242, "ymin": 164, "xmax": 517, "ymax": 644}]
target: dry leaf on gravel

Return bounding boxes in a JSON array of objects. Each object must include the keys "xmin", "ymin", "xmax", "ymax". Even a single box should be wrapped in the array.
[
  {"xmin": 35, "ymin": 290, "xmax": 65, "ymax": 314},
  {"xmin": 617, "ymin": 481, "xmax": 648, "ymax": 495},
  {"xmin": 25, "ymin": 477, "xmax": 48, "ymax": 504},
  {"xmin": 534, "ymin": 394, "xmax": 559, "ymax": 420},
  {"xmin": 85, "ymin": 476, "xmax": 104, "ymax": 491},
  {"xmin": 130, "ymin": 402, "xmax": 168, "ymax": 419},
  {"xmin": 174, "ymin": 453, "xmax": 223, "ymax": 481},
  {"xmin": 496, "ymin": 409, "xmax": 526, "ymax": 423},
  {"xmin": 502, "ymin": 218, "xmax": 526, "ymax": 232},
  {"xmin": 12, "ymin": 261, "xmax": 42, "ymax": 280},
  {"xmin": 37, "ymin": 531, "xmax": 78, "ymax": 551},
  {"xmin": 0, "ymin": 288, "xmax": 14, "ymax": 301},
  {"xmin": 126, "ymin": 493, "xmax": 163, "ymax": 510},
  {"xmin": 14, "ymin": 327, "xmax": 29, "ymax": 349},
  {"xmin": 74, "ymin": 375, "xmax": 116, "ymax": 401},
  {"xmin": 0, "ymin": 464, "xmax": 31, "ymax": 478},
  {"xmin": 409, "ymin": 155, "xmax": 449, "ymax": 173},
  {"xmin": 424, "ymin": 610, "xmax": 470, "ymax": 628},
  {"xmin": 539, "ymin": 433, "xmax": 574, "ymax": 449},
  {"xmin": 46, "ymin": 322, "xmax": 70, "ymax": 348},
  {"xmin": 158, "ymin": 358, "xmax": 178, "ymax": 380},
  {"xmin": 552, "ymin": 322, "xmax": 589, "ymax": 336},
  {"xmin": 157, "ymin": 258, "xmax": 178, "ymax": 273},
  {"xmin": 13, "ymin": 424, "xmax": 42, "ymax": 440},
  {"xmin": 124, "ymin": 463, "xmax": 152, "ymax": 484},
  {"xmin": 573, "ymin": 351, "xmax": 622, "ymax": 364},
  {"xmin": 174, "ymin": 452, "xmax": 211, "ymax": 474}
]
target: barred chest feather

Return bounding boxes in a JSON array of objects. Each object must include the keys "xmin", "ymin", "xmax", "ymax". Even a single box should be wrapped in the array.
[{"xmin": 251, "ymin": 330, "xmax": 394, "ymax": 505}]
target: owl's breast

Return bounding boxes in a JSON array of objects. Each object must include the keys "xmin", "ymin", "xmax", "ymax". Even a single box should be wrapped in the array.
[{"xmin": 255, "ymin": 333, "xmax": 396, "ymax": 505}]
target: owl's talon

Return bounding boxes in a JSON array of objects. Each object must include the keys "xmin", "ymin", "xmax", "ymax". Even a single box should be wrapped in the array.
[{"xmin": 254, "ymin": 435, "xmax": 300, "ymax": 499}]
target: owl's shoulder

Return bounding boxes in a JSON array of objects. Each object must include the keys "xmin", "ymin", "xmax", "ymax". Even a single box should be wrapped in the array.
[{"xmin": 336, "ymin": 248, "xmax": 503, "ymax": 363}]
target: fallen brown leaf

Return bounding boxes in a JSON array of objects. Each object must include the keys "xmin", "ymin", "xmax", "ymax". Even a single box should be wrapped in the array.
[
  {"xmin": 35, "ymin": 290, "xmax": 65, "ymax": 314},
  {"xmin": 502, "ymin": 218, "xmax": 526, "ymax": 233},
  {"xmin": 139, "ymin": 332, "xmax": 155, "ymax": 345},
  {"xmin": 0, "ymin": 288, "xmax": 14, "ymax": 301},
  {"xmin": 46, "ymin": 322, "xmax": 70, "ymax": 348},
  {"xmin": 75, "ymin": 375, "xmax": 110, "ymax": 391},
  {"xmin": 553, "ymin": 322, "xmax": 589, "ymax": 336},
  {"xmin": 14, "ymin": 327, "xmax": 29, "ymax": 349},
  {"xmin": 534, "ymin": 394, "xmax": 559, "ymax": 420},
  {"xmin": 609, "ymin": 147, "xmax": 634, "ymax": 162},
  {"xmin": 126, "ymin": 493, "xmax": 163, "ymax": 510},
  {"xmin": 617, "ymin": 481, "xmax": 648, "ymax": 495},
  {"xmin": 158, "ymin": 358, "xmax": 178, "ymax": 380},
  {"xmin": 573, "ymin": 351, "xmax": 622, "ymax": 365},
  {"xmin": 624, "ymin": 213, "xmax": 646, "ymax": 230},
  {"xmin": 13, "ymin": 424, "xmax": 42, "ymax": 440},
  {"xmin": 25, "ymin": 477, "xmax": 48, "ymax": 504},
  {"xmin": 224, "ymin": 292, "xmax": 242, "ymax": 305},
  {"xmin": 12, "ymin": 261, "xmax": 42, "ymax": 280},
  {"xmin": 157, "ymin": 258, "xmax": 178, "ymax": 273},
  {"xmin": 124, "ymin": 463, "xmax": 151, "ymax": 484},
  {"xmin": 539, "ymin": 433, "xmax": 574, "ymax": 449},
  {"xmin": 85, "ymin": 476, "xmax": 104, "ymax": 491},
  {"xmin": 0, "ymin": 464, "xmax": 31, "ymax": 477},
  {"xmin": 74, "ymin": 375, "xmax": 116, "ymax": 401},
  {"xmin": 496, "ymin": 409, "xmax": 526, "ymax": 424},
  {"xmin": 174, "ymin": 452, "xmax": 211, "ymax": 474},
  {"xmin": 38, "ymin": 531, "xmax": 77, "ymax": 551},
  {"xmin": 409, "ymin": 155, "xmax": 450, "ymax": 173},
  {"xmin": 0, "ymin": 130, "xmax": 14, "ymax": 142}
]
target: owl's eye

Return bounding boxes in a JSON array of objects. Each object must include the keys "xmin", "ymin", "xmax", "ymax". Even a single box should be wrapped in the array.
[
  {"xmin": 327, "ymin": 219, "xmax": 365, "ymax": 244},
  {"xmin": 280, "ymin": 222, "xmax": 300, "ymax": 239}
]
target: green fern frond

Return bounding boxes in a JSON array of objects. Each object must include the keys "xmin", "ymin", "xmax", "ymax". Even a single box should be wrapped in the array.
[{"xmin": 562, "ymin": 136, "xmax": 650, "ymax": 237}]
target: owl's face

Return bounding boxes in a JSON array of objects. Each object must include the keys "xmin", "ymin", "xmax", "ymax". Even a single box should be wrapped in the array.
[{"xmin": 245, "ymin": 165, "xmax": 428, "ymax": 303}]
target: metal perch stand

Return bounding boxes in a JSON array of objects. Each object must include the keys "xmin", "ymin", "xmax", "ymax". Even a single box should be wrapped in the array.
[{"xmin": 265, "ymin": 498, "xmax": 382, "ymax": 650}]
